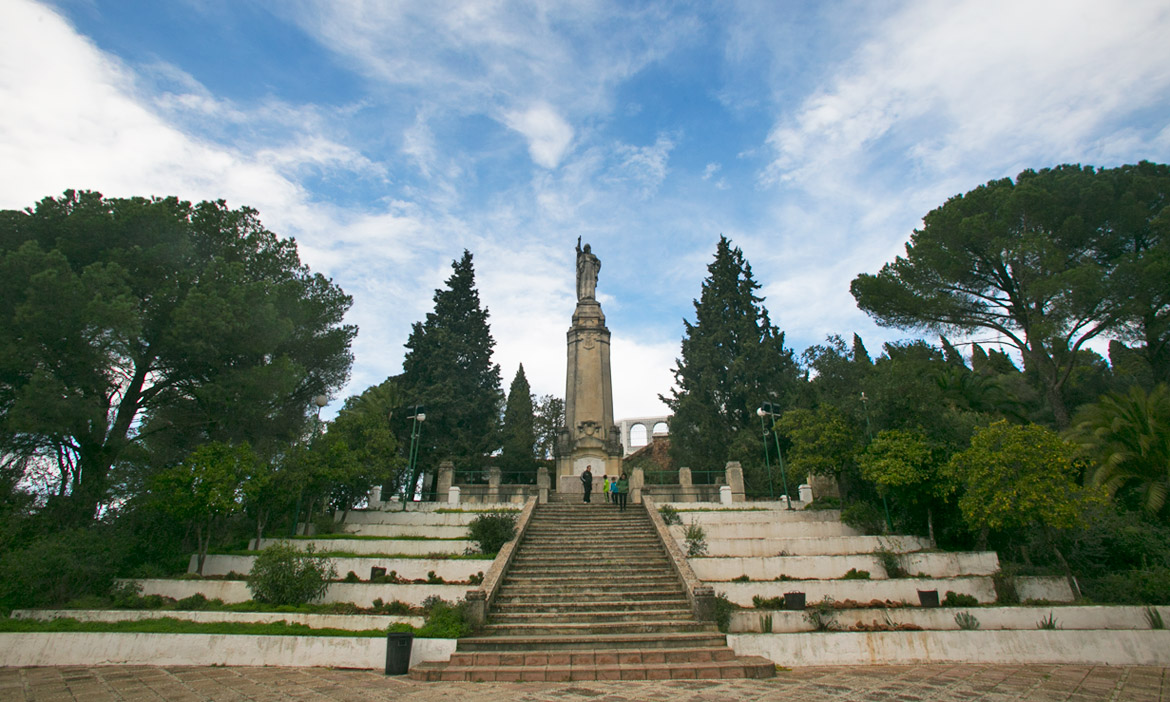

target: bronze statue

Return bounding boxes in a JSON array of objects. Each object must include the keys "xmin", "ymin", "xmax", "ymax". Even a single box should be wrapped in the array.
[{"xmin": 576, "ymin": 236, "xmax": 600, "ymax": 301}]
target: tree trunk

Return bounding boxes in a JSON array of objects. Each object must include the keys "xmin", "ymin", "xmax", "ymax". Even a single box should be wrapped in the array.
[
  {"xmin": 195, "ymin": 523, "xmax": 208, "ymax": 575},
  {"xmin": 926, "ymin": 507, "xmax": 935, "ymax": 545}
]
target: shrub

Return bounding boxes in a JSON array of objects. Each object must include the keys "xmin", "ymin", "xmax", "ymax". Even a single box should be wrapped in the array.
[
  {"xmin": 1144, "ymin": 607, "xmax": 1165, "ymax": 629},
  {"xmin": 842, "ymin": 568, "xmax": 870, "ymax": 580},
  {"xmin": 343, "ymin": 571, "xmax": 361, "ymax": 583},
  {"xmin": 992, "ymin": 570, "xmax": 1019, "ymax": 605},
  {"xmin": 426, "ymin": 571, "xmax": 444, "ymax": 584},
  {"xmin": 805, "ymin": 496, "xmax": 841, "ymax": 511},
  {"xmin": 468, "ymin": 571, "xmax": 484, "ymax": 585},
  {"xmin": 712, "ymin": 593, "xmax": 735, "ymax": 633},
  {"xmin": 109, "ymin": 580, "xmax": 143, "ymax": 608},
  {"xmin": 659, "ymin": 505, "xmax": 682, "ymax": 526},
  {"xmin": 752, "ymin": 595, "xmax": 785, "ymax": 610},
  {"xmin": 0, "ymin": 528, "xmax": 124, "ymax": 612},
  {"xmin": 841, "ymin": 502, "xmax": 885, "ymax": 534},
  {"xmin": 943, "ymin": 591, "xmax": 979, "ymax": 608},
  {"xmin": 685, "ymin": 520, "xmax": 708, "ymax": 557},
  {"xmin": 176, "ymin": 593, "xmax": 210, "ymax": 610},
  {"xmin": 416, "ymin": 598, "xmax": 472, "ymax": 638},
  {"xmin": 1078, "ymin": 567, "xmax": 1170, "ymax": 605},
  {"xmin": 873, "ymin": 547, "xmax": 907, "ymax": 579},
  {"xmin": 732, "ymin": 574, "xmax": 750, "ymax": 582},
  {"xmin": 246, "ymin": 543, "xmax": 337, "ymax": 605},
  {"xmin": 804, "ymin": 597, "xmax": 838, "ymax": 631},
  {"xmin": 467, "ymin": 512, "xmax": 516, "ymax": 555},
  {"xmin": 1037, "ymin": 612, "xmax": 1060, "ymax": 630}
]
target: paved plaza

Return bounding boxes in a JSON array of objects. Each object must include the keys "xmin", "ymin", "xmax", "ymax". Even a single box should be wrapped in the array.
[{"xmin": 1, "ymin": 664, "xmax": 1165, "ymax": 701}]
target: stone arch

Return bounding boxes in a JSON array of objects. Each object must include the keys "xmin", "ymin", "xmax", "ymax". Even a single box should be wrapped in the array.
[
  {"xmin": 651, "ymin": 421, "xmax": 669, "ymax": 435},
  {"xmin": 629, "ymin": 423, "xmax": 648, "ymax": 447}
]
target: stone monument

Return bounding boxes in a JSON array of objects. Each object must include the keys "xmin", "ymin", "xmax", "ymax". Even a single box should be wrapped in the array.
[{"xmin": 556, "ymin": 238, "xmax": 623, "ymax": 492}]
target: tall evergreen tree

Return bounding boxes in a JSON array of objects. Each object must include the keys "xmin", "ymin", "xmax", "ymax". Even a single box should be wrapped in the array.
[
  {"xmin": 400, "ymin": 251, "xmax": 502, "ymax": 482},
  {"xmin": 500, "ymin": 365, "xmax": 537, "ymax": 484},
  {"xmin": 532, "ymin": 394, "xmax": 565, "ymax": 461},
  {"xmin": 662, "ymin": 236, "xmax": 799, "ymax": 477}
]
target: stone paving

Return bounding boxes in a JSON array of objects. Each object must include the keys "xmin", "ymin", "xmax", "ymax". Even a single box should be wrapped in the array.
[{"xmin": 1, "ymin": 664, "xmax": 1166, "ymax": 701}]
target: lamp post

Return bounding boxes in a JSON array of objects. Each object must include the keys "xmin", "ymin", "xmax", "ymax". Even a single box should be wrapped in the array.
[
  {"xmin": 757, "ymin": 410, "xmax": 775, "ymax": 500},
  {"xmin": 757, "ymin": 402, "xmax": 793, "ymax": 510},
  {"xmin": 402, "ymin": 405, "xmax": 426, "ymax": 511},
  {"xmin": 860, "ymin": 391, "xmax": 894, "ymax": 532},
  {"xmin": 290, "ymin": 394, "xmax": 329, "ymax": 536}
]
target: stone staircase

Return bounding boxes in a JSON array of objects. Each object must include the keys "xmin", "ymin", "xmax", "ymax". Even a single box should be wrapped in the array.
[{"xmin": 410, "ymin": 502, "xmax": 774, "ymax": 681}]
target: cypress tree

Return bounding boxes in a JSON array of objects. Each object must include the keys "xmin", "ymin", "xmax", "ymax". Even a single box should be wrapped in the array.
[
  {"xmin": 500, "ymin": 364, "xmax": 537, "ymax": 484},
  {"xmin": 661, "ymin": 236, "xmax": 799, "ymax": 476},
  {"xmin": 400, "ymin": 251, "xmax": 502, "ymax": 482}
]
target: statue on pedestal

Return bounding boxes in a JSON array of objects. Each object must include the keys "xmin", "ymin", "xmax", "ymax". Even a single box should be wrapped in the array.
[{"xmin": 576, "ymin": 237, "xmax": 600, "ymax": 301}]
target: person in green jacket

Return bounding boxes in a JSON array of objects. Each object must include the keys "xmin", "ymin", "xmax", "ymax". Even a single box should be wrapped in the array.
[
  {"xmin": 601, "ymin": 475, "xmax": 612, "ymax": 504},
  {"xmin": 616, "ymin": 473, "xmax": 629, "ymax": 511}
]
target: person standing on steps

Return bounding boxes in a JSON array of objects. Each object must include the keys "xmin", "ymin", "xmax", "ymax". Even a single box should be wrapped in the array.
[
  {"xmin": 610, "ymin": 473, "xmax": 619, "ymax": 505},
  {"xmin": 616, "ymin": 472, "xmax": 629, "ymax": 512},
  {"xmin": 581, "ymin": 465, "xmax": 593, "ymax": 503},
  {"xmin": 601, "ymin": 475, "xmax": 610, "ymax": 503}
]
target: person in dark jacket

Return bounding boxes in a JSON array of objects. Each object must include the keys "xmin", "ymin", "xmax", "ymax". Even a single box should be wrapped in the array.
[
  {"xmin": 616, "ymin": 473, "xmax": 629, "ymax": 511},
  {"xmin": 581, "ymin": 465, "xmax": 593, "ymax": 503}
]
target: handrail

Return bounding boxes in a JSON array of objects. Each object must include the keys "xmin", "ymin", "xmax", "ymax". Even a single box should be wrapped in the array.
[
  {"xmin": 464, "ymin": 495, "xmax": 538, "ymax": 626},
  {"xmin": 642, "ymin": 496, "xmax": 716, "ymax": 621}
]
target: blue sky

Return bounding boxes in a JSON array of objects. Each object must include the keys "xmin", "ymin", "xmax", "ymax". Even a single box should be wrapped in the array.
[{"xmin": 2, "ymin": 0, "xmax": 1169, "ymax": 420}]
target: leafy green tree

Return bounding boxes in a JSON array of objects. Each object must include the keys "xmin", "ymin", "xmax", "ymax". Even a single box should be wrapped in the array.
[
  {"xmin": 1099, "ymin": 162, "xmax": 1170, "ymax": 384},
  {"xmin": 324, "ymin": 379, "xmax": 403, "ymax": 516},
  {"xmin": 532, "ymin": 394, "xmax": 565, "ymax": 461},
  {"xmin": 150, "ymin": 441, "xmax": 258, "ymax": 574},
  {"xmin": 1067, "ymin": 384, "xmax": 1170, "ymax": 519},
  {"xmin": 0, "ymin": 191, "xmax": 355, "ymax": 523},
  {"xmin": 500, "ymin": 365, "xmax": 537, "ymax": 484},
  {"xmin": 246, "ymin": 542, "xmax": 336, "ymax": 605},
  {"xmin": 775, "ymin": 405, "xmax": 861, "ymax": 498},
  {"xmin": 859, "ymin": 428, "xmax": 947, "ymax": 540},
  {"xmin": 400, "ymin": 251, "xmax": 503, "ymax": 483},
  {"xmin": 943, "ymin": 421, "xmax": 1099, "ymax": 553},
  {"xmin": 851, "ymin": 165, "xmax": 1122, "ymax": 428},
  {"xmin": 663, "ymin": 236, "xmax": 799, "ymax": 478}
]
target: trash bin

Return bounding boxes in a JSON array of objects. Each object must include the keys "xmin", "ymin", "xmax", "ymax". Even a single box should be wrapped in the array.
[
  {"xmin": 385, "ymin": 632, "xmax": 414, "ymax": 675},
  {"xmin": 784, "ymin": 592, "xmax": 806, "ymax": 610}
]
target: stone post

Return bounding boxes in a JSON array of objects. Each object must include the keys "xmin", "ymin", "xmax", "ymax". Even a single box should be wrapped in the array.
[
  {"xmin": 465, "ymin": 589, "xmax": 487, "ymax": 627},
  {"xmin": 725, "ymin": 461, "xmax": 745, "ymax": 503},
  {"xmin": 630, "ymin": 466, "xmax": 644, "ymax": 504},
  {"xmin": 437, "ymin": 461, "xmax": 454, "ymax": 499},
  {"xmin": 799, "ymin": 483, "xmax": 814, "ymax": 504},
  {"xmin": 487, "ymin": 466, "xmax": 501, "ymax": 504},
  {"xmin": 677, "ymin": 466, "xmax": 694, "ymax": 503},
  {"xmin": 536, "ymin": 466, "xmax": 550, "ymax": 504},
  {"xmin": 692, "ymin": 584, "xmax": 717, "ymax": 622},
  {"xmin": 368, "ymin": 486, "xmax": 381, "ymax": 507},
  {"xmin": 448, "ymin": 486, "xmax": 461, "ymax": 505},
  {"xmin": 719, "ymin": 485, "xmax": 732, "ymax": 505}
]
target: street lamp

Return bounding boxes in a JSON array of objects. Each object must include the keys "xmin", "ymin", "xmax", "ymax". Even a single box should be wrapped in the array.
[
  {"xmin": 757, "ymin": 402, "xmax": 793, "ymax": 510},
  {"xmin": 402, "ymin": 405, "xmax": 426, "ymax": 510}
]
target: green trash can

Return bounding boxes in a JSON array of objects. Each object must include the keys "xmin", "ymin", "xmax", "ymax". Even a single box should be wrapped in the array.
[{"xmin": 385, "ymin": 632, "xmax": 414, "ymax": 675}]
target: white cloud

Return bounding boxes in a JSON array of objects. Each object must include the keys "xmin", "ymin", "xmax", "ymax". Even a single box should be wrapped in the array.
[
  {"xmin": 503, "ymin": 103, "xmax": 575, "ymax": 169},
  {"xmin": 606, "ymin": 134, "xmax": 675, "ymax": 198}
]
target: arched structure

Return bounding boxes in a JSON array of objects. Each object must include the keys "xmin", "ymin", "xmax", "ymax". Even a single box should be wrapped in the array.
[{"xmin": 617, "ymin": 415, "xmax": 671, "ymax": 456}]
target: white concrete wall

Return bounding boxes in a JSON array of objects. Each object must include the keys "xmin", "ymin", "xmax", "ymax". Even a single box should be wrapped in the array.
[
  {"xmin": 0, "ymin": 632, "xmax": 456, "ymax": 670},
  {"xmin": 659, "ymin": 501, "xmax": 808, "ymax": 512},
  {"xmin": 133, "ymin": 578, "xmax": 469, "ymax": 607},
  {"xmin": 668, "ymin": 509, "xmax": 847, "ymax": 525},
  {"xmin": 341, "ymin": 506, "xmax": 520, "ymax": 525},
  {"xmin": 692, "ymin": 535, "xmax": 931, "ymax": 557},
  {"xmin": 728, "ymin": 630, "xmax": 1170, "ymax": 666},
  {"xmin": 192, "ymin": 555, "xmax": 489, "ymax": 581},
  {"xmin": 730, "ymin": 605, "xmax": 1170, "ymax": 633},
  {"xmin": 1017, "ymin": 576, "xmax": 1075, "ymax": 602},
  {"xmin": 691, "ymin": 552, "xmax": 999, "ymax": 581},
  {"xmin": 340, "ymin": 524, "xmax": 468, "ymax": 539},
  {"xmin": 252, "ymin": 538, "xmax": 472, "ymax": 556},
  {"xmin": 12, "ymin": 609, "xmax": 424, "ymax": 630},
  {"xmin": 716, "ymin": 576, "xmax": 1000, "ymax": 606}
]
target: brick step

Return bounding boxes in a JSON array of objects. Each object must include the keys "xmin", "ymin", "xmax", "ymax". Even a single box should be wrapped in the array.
[
  {"xmin": 499, "ymin": 571, "xmax": 679, "ymax": 585},
  {"xmin": 511, "ymin": 542, "xmax": 662, "ymax": 553},
  {"xmin": 447, "ymin": 645, "xmax": 738, "ymax": 667},
  {"xmin": 457, "ymin": 630, "xmax": 727, "ymax": 652},
  {"xmin": 480, "ymin": 619, "xmax": 712, "ymax": 637},
  {"xmin": 493, "ymin": 590, "xmax": 688, "ymax": 605},
  {"xmin": 408, "ymin": 655, "xmax": 777, "ymax": 681},
  {"xmin": 492, "ymin": 598, "xmax": 689, "ymax": 613},
  {"xmin": 506, "ymin": 558, "xmax": 671, "ymax": 571},
  {"xmin": 495, "ymin": 583, "xmax": 682, "ymax": 597},
  {"xmin": 515, "ymin": 536, "xmax": 660, "ymax": 545},
  {"xmin": 490, "ymin": 609, "xmax": 693, "ymax": 624}
]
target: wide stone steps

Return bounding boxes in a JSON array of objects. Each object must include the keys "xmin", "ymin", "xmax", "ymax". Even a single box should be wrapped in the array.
[{"xmin": 411, "ymin": 502, "xmax": 774, "ymax": 681}]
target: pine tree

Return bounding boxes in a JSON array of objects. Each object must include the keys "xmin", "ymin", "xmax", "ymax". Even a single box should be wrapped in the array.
[
  {"xmin": 662, "ymin": 236, "xmax": 799, "ymax": 478},
  {"xmin": 500, "ymin": 365, "xmax": 537, "ymax": 484},
  {"xmin": 400, "ymin": 251, "xmax": 502, "ymax": 481}
]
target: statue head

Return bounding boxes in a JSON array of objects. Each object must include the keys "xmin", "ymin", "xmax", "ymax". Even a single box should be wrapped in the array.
[{"xmin": 583, "ymin": 244, "xmax": 591, "ymax": 254}]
